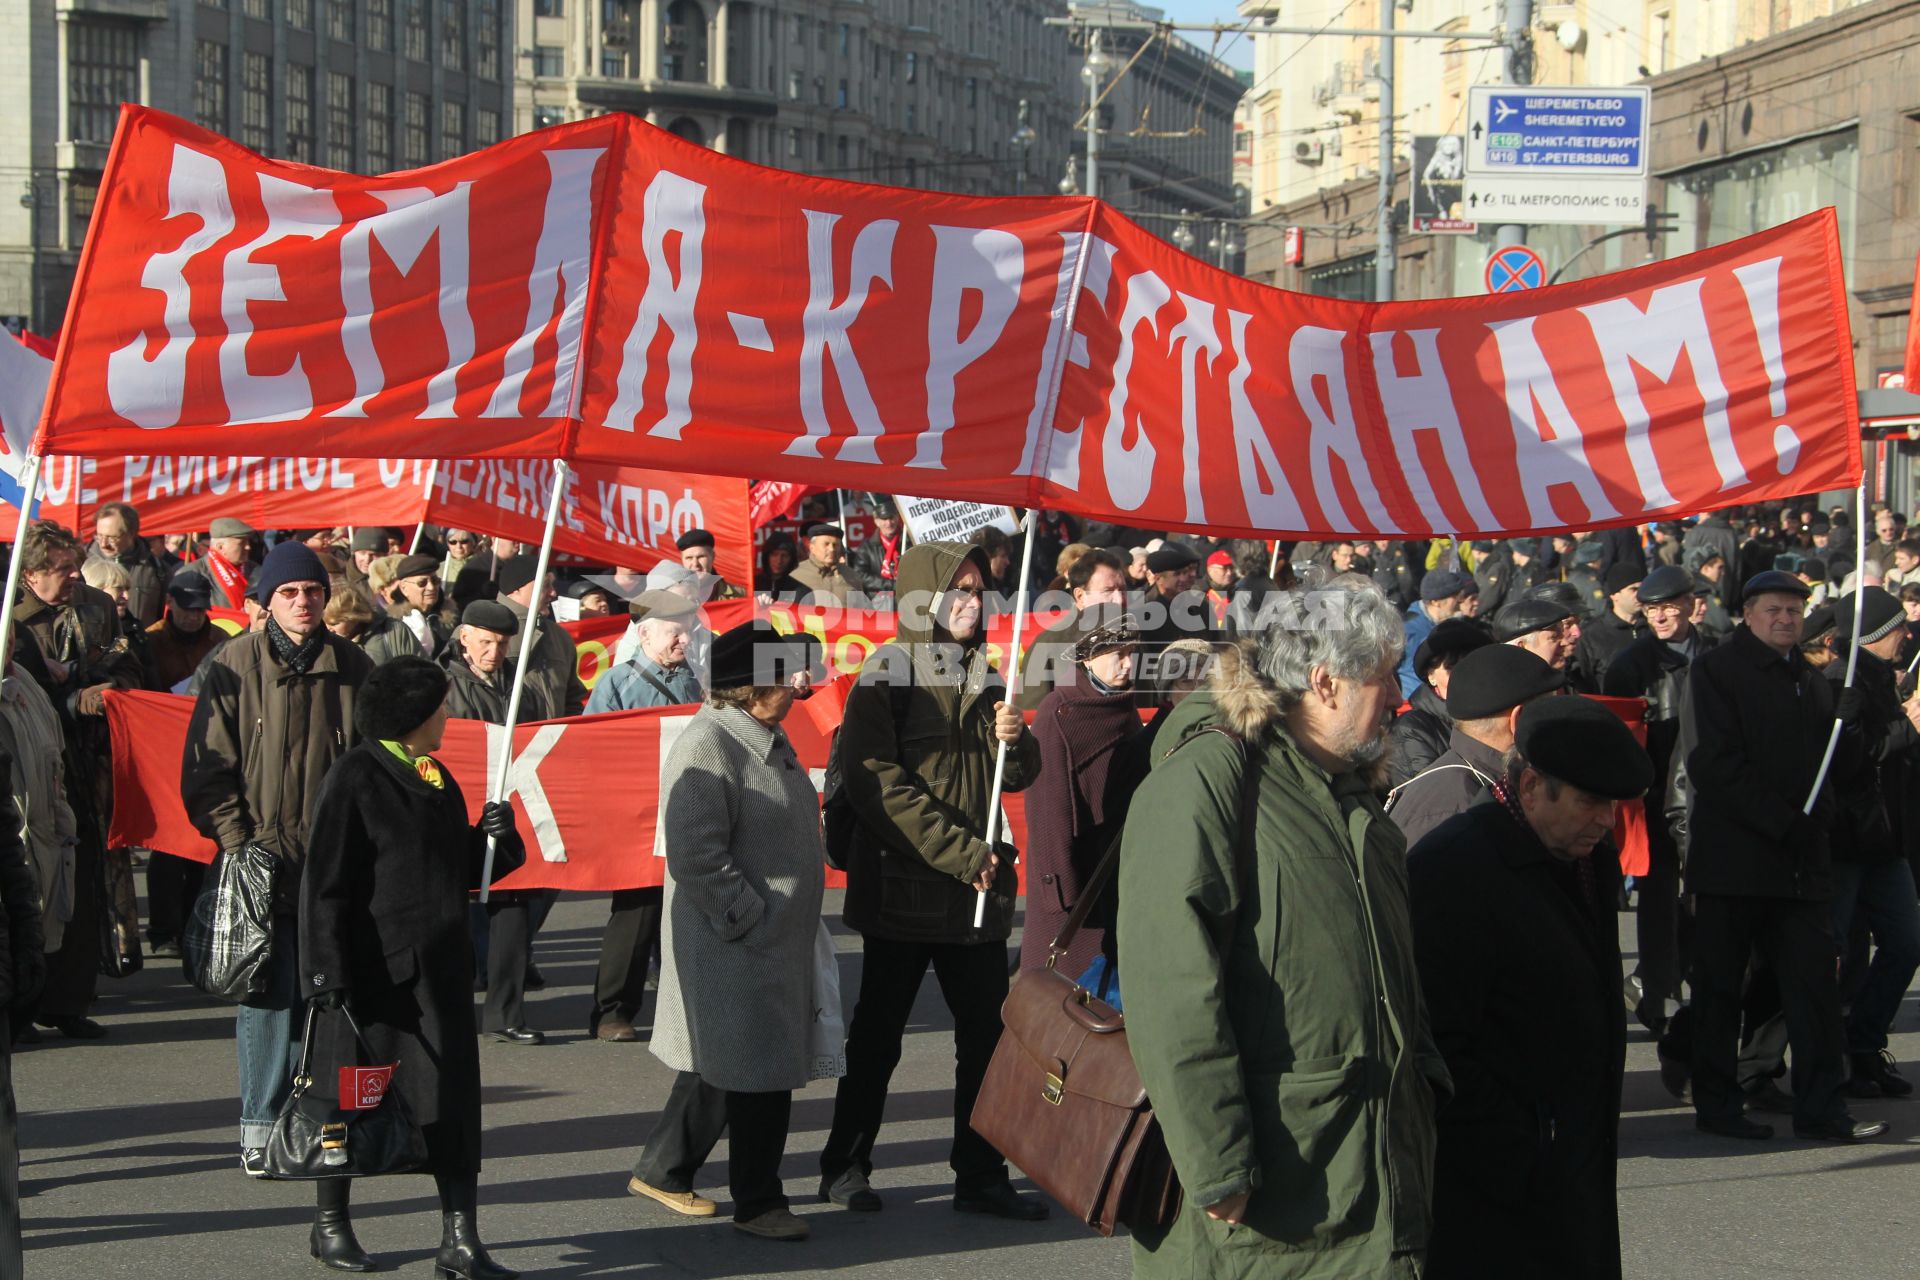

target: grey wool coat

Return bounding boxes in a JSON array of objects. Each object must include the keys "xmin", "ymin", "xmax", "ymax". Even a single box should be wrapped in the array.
[{"xmin": 650, "ymin": 703, "xmax": 826, "ymax": 1093}]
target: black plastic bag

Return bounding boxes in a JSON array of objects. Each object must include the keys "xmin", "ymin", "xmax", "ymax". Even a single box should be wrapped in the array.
[{"xmin": 181, "ymin": 842, "xmax": 277, "ymax": 1003}]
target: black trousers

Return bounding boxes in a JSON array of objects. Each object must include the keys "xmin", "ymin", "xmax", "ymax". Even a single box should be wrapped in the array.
[
  {"xmin": 146, "ymin": 852, "xmax": 205, "ymax": 946},
  {"xmin": 591, "ymin": 887, "xmax": 662, "ymax": 1032},
  {"xmin": 39, "ymin": 840, "xmax": 100, "ymax": 1021},
  {"xmin": 1634, "ymin": 818, "xmax": 1686, "ymax": 1006},
  {"xmin": 0, "ymin": 1020, "xmax": 19, "ymax": 1279},
  {"xmin": 820, "ymin": 935, "xmax": 1010, "ymax": 1191},
  {"xmin": 1690, "ymin": 893, "xmax": 1847, "ymax": 1129},
  {"xmin": 482, "ymin": 898, "xmax": 530, "ymax": 1033},
  {"xmin": 632, "ymin": 1070, "xmax": 792, "ymax": 1221}
]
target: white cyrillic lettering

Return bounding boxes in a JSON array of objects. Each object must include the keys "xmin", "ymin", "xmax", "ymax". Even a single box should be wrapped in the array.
[{"xmin": 605, "ymin": 170, "xmax": 706, "ymax": 437}]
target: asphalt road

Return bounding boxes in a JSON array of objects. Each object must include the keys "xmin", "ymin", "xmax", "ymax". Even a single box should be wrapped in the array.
[{"xmin": 17, "ymin": 890, "xmax": 1920, "ymax": 1279}]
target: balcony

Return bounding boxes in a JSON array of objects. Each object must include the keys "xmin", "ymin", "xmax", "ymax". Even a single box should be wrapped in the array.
[{"xmin": 56, "ymin": 0, "xmax": 168, "ymax": 20}]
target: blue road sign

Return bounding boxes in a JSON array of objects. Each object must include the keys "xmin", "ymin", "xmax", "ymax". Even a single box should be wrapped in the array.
[
  {"xmin": 1468, "ymin": 87, "xmax": 1649, "ymax": 175},
  {"xmin": 1484, "ymin": 244, "xmax": 1547, "ymax": 294}
]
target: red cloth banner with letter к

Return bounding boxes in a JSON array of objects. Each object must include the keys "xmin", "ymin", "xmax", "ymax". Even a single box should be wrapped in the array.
[{"xmin": 40, "ymin": 108, "xmax": 1858, "ymax": 539}]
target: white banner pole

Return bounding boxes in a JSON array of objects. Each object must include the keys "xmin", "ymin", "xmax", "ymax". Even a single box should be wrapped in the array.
[
  {"xmin": 478, "ymin": 458, "xmax": 569, "ymax": 901},
  {"xmin": 974, "ymin": 508, "xmax": 1042, "ymax": 929},
  {"xmin": 1804, "ymin": 481, "xmax": 1870, "ymax": 813}
]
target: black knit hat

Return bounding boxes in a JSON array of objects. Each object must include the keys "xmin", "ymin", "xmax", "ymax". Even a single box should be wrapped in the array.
[
  {"xmin": 496, "ymin": 555, "xmax": 540, "ymax": 596},
  {"xmin": 354, "ymin": 656, "xmax": 450, "ymax": 741}
]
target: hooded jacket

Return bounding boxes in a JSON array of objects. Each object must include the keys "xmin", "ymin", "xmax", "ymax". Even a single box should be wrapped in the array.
[
  {"xmin": 838, "ymin": 542, "xmax": 1040, "ymax": 944},
  {"xmin": 1117, "ymin": 647, "xmax": 1449, "ymax": 1280}
]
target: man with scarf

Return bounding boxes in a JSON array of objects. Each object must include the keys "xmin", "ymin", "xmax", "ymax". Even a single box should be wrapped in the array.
[
  {"xmin": 172, "ymin": 517, "xmax": 257, "ymax": 610},
  {"xmin": 1017, "ymin": 611, "xmax": 1144, "ymax": 992},
  {"xmin": 848, "ymin": 499, "xmax": 907, "ymax": 605},
  {"xmin": 182, "ymin": 541, "xmax": 374, "ymax": 1179}
]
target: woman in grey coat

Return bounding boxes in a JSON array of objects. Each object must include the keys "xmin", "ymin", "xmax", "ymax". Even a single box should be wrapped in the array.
[{"xmin": 628, "ymin": 620, "xmax": 825, "ymax": 1242}]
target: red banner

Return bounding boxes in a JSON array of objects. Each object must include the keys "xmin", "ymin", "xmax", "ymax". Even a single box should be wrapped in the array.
[
  {"xmin": 104, "ymin": 689, "xmax": 1030, "ymax": 893},
  {"xmin": 41, "ymin": 109, "xmax": 1859, "ymax": 540}
]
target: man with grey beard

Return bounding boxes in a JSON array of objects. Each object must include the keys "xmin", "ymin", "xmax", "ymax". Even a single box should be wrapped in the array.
[{"xmin": 1118, "ymin": 584, "xmax": 1448, "ymax": 1278}]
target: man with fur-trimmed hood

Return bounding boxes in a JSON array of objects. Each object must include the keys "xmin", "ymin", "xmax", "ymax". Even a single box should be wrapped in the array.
[
  {"xmin": 1118, "ymin": 584, "xmax": 1449, "ymax": 1280},
  {"xmin": 818, "ymin": 541, "xmax": 1047, "ymax": 1220}
]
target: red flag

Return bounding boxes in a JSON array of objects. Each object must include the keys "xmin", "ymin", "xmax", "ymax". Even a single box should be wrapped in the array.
[{"xmin": 1906, "ymin": 251, "xmax": 1920, "ymax": 392}]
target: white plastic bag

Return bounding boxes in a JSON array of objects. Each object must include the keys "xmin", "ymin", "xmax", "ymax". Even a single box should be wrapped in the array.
[{"xmin": 807, "ymin": 919, "xmax": 847, "ymax": 1081}]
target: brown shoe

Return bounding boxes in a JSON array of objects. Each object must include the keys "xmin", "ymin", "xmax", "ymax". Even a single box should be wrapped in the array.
[
  {"xmin": 733, "ymin": 1208, "xmax": 809, "ymax": 1241},
  {"xmin": 627, "ymin": 1176, "xmax": 717, "ymax": 1217},
  {"xmin": 596, "ymin": 1020, "xmax": 640, "ymax": 1043}
]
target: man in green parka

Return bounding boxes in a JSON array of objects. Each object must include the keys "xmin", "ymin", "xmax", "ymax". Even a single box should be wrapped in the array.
[{"xmin": 1118, "ymin": 584, "xmax": 1451, "ymax": 1279}]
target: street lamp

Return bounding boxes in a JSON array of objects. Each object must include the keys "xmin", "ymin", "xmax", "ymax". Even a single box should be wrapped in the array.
[
  {"xmin": 1079, "ymin": 28, "xmax": 1111, "ymax": 201},
  {"xmin": 1171, "ymin": 210, "xmax": 1195, "ymax": 252},
  {"xmin": 1010, "ymin": 98, "xmax": 1036, "ymax": 194}
]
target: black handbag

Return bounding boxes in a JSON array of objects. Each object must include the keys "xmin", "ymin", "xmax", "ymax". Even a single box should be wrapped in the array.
[{"xmin": 262, "ymin": 1003, "xmax": 429, "ymax": 1180}]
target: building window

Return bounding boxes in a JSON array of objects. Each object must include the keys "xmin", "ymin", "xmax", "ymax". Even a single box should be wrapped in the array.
[
  {"xmin": 242, "ymin": 0, "xmax": 268, "ymax": 17},
  {"xmin": 601, "ymin": 51, "xmax": 623, "ymax": 77},
  {"xmin": 838, "ymin": 21, "xmax": 849, "ymax": 55},
  {"xmin": 440, "ymin": 99, "xmax": 465, "ymax": 158},
  {"xmin": 288, "ymin": 0, "xmax": 311, "ymax": 29},
  {"xmin": 476, "ymin": 107, "xmax": 500, "ymax": 146},
  {"xmin": 476, "ymin": 0, "xmax": 500, "ymax": 78},
  {"xmin": 906, "ymin": 103, "xmax": 915, "ymax": 133},
  {"xmin": 327, "ymin": 71, "xmax": 353, "ymax": 168},
  {"xmin": 814, "ymin": 131, "xmax": 824, "ymax": 163},
  {"xmin": 534, "ymin": 0, "xmax": 562, "ymax": 13},
  {"xmin": 285, "ymin": 64, "xmax": 315, "ymax": 162},
  {"xmin": 534, "ymin": 45, "xmax": 564, "ymax": 76},
  {"xmin": 240, "ymin": 52, "xmax": 271, "ymax": 151},
  {"xmin": 193, "ymin": 40, "xmax": 227, "ymax": 133},
  {"xmin": 813, "ymin": 75, "xmax": 823, "ymax": 104},
  {"xmin": 836, "ymin": 134, "xmax": 848, "ymax": 168},
  {"xmin": 906, "ymin": 50, "xmax": 917, "ymax": 83},
  {"xmin": 70, "ymin": 178, "xmax": 99, "ymax": 250},
  {"xmin": 67, "ymin": 20, "xmax": 140, "ymax": 145},
  {"xmin": 661, "ymin": 0, "xmax": 707, "ymax": 82},
  {"xmin": 327, "ymin": 0, "xmax": 353, "ymax": 42},
  {"xmin": 367, "ymin": 0, "xmax": 391, "ymax": 49},
  {"xmin": 836, "ymin": 78, "xmax": 847, "ymax": 109},
  {"xmin": 966, "ymin": 75, "xmax": 977, "ymax": 107},
  {"xmin": 403, "ymin": 91, "xmax": 429, "ymax": 165},
  {"xmin": 403, "ymin": 0, "xmax": 428, "ymax": 61},
  {"xmin": 786, "ymin": 127, "xmax": 799, "ymax": 158},
  {"xmin": 532, "ymin": 104, "xmax": 565, "ymax": 128},
  {"xmin": 365, "ymin": 81, "xmax": 393, "ymax": 171},
  {"xmin": 786, "ymin": 71, "xmax": 800, "ymax": 100},
  {"xmin": 441, "ymin": 0, "xmax": 465, "ymax": 70}
]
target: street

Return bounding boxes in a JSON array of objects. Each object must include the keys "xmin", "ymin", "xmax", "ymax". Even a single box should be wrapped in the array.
[{"xmin": 17, "ymin": 890, "xmax": 1920, "ymax": 1279}]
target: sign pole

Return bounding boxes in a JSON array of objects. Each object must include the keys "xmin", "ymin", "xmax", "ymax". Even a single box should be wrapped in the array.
[
  {"xmin": 973, "ymin": 508, "xmax": 1042, "ymax": 930},
  {"xmin": 1804, "ymin": 482, "xmax": 1870, "ymax": 813},
  {"xmin": 408, "ymin": 460, "xmax": 440, "ymax": 554},
  {"xmin": 1495, "ymin": 0, "xmax": 1532, "ymax": 251},
  {"xmin": 0, "ymin": 454, "xmax": 45, "ymax": 672},
  {"xmin": 478, "ymin": 458, "xmax": 569, "ymax": 902}
]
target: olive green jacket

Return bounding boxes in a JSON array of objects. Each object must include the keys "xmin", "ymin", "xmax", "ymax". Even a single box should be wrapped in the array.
[{"xmin": 1117, "ymin": 650, "xmax": 1451, "ymax": 1279}]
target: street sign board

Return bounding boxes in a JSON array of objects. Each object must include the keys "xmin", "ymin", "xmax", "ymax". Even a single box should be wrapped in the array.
[
  {"xmin": 1411, "ymin": 134, "xmax": 1477, "ymax": 234},
  {"xmin": 1463, "ymin": 86, "xmax": 1649, "ymax": 227},
  {"xmin": 1484, "ymin": 244, "xmax": 1547, "ymax": 294}
]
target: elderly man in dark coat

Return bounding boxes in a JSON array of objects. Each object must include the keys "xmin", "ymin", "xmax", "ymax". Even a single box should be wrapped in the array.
[
  {"xmin": 1409, "ymin": 697, "xmax": 1652, "ymax": 1280},
  {"xmin": 1017, "ymin": 612, "xmax": 1143, "ymax": 989},
  {"xmin": 301, "ymin": 656, "xmax": 524, "ymax": 1277},
  {"xmin": 1386, "ymin": 617, "xmax": 1491, "ymax": 789},
  {"xmin": 1388, "ymin": 644, "xmax": 1564, "ymax": 846},
  {"xmin": 441, "ymin": 601, "xmax": 519, "ymax": 723}
]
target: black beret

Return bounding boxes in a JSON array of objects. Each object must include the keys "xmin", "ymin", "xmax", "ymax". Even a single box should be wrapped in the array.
[
  {"xmin": 391, "ymin": 553, "xmax": 438, "ymax": 582},
  {"xmin": 1741, "ymin": 569, "xmax": 1811, "ymax": 603},
  {"xmin": 1492, "ymin": 597, "xmax": 1572, "ymax": 642},
  {"xmin": 706, "ymin": 620, "xmax": 824, "ymax": 691},
  {"xmin": 1420, "ymin": 569, "xmax": 1471, "ymax": 601},
  {"xmin": 675, "ymin": 528, "xmax": 715, "ymax": 551},
  {"xmin": 1413, "ymin": 616, "xmax": 1493, "ymax": 679},
  {"xmin": 1637, "ymin": 565, "xmax": 1693, "ymax": 605},
  {"xmin": 1802, "ymin": 558, "xmax": 1828, "ymax": 581},
  {"xmin": 1802, "ymin": 605, "xmax": 1836, "ymax": 646},
  {"xmin": 350, "ymin": 527, "xmax": 391, "ymax": 553},
  {"xmin": 495, "ymin": 556, "xmax": 540, "ymax": 596},
  {"xmin": 806, "ymin": 523, "xmax": 845, "ymax": 542},
  {"xmin": 566, "ymin": 578, "xmax": 614, "ymax": 602},
  {"xmin": 460, "ymin": 599, "xmax": 519, "ymax": 637},
  {"xmin": 1145, "ymin": 543, "xmax": 1199, "ymax": 574},
  {"xmin": 1445, "ymin": 644, "xmax": 1566, "ymax": 719},
  {"xmin": 1833, "ymin": 586, "xmax": 1905, "ymax": 646},
  {"xmin": 354, "ymin": 656, "xmax": 450, "ymax": 741},
  {"xmin": 1527, "ymin": 581, "xmax": 1585, "ymax": 614},
  {"xmin": 1602, "ymin": 562, "xmax": 1643, "ymax": 595},
  {"xmin": 166, "ymin": 574, "xmax": 213, "ymax": 609},
  {"xmin": 1515, "ymin": 696, "xmax": 1653, "ymax": 800},
  {"xmin": 1806, "ymin": 516, "xmax": 1831, "ymax": 535}
]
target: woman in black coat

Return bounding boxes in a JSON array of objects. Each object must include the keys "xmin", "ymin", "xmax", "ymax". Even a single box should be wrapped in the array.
[{"xmin": 299, "ymin": 656, "xmax": 525, "ymax": 1277}]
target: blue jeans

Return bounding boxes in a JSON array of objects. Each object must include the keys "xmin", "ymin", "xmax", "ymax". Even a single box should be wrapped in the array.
[
  {"xmin": 235, "ymin": 921, "xmax": 303, "ymax": 1148},
  {"xmin": 1830, "ymin": 859, "xmax": 1920, "ymax": 1055}
]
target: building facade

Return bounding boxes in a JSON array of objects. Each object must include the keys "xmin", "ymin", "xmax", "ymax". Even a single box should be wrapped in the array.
[
  {"xmin": 514, "ymin": 0, "xmax": 1080, "ymax": 196},
  {"xmin": 0, "ymin": 0, "xmax": 513, "ymax": 335}
]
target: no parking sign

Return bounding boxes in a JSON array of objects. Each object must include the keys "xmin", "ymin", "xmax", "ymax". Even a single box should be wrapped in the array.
[{"xmin": 1484, "ymin": 244, "xmax": 1547, "ymax": 293}]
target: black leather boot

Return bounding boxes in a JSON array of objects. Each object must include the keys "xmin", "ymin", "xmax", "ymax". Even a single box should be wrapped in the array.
[
  {"xmin": 311, "ymin": 1178, "xmax": 377, "ymax": 1272},
  {"xmin": 434, "ymin": 1177, "xmax": 517, "ymax": 1280}
]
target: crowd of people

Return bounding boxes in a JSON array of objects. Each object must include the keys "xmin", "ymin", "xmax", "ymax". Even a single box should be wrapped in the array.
[{"xmin": 0, "ymin": 490, "xmax": 1907, "ymax": 1276}]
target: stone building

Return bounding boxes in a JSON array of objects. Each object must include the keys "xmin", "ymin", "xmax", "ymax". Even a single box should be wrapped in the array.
[
  {"xmin": 514, "ymin": 0, "xmax": 1079, "ymax": 196},
  {"xmin": 0, "ymin": 0, "xmax": 513, "ymax": 334}
]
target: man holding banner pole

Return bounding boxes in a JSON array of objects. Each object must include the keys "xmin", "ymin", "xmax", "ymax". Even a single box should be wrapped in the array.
[{"xmin": 819, "ymin": 541, "xmax": 1044, "ymax": 1221}]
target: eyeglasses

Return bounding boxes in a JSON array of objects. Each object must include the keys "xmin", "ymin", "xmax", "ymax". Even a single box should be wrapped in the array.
[{"xmin": 446, "ymin": 537, "xmax": 475, "ymax": 546}]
